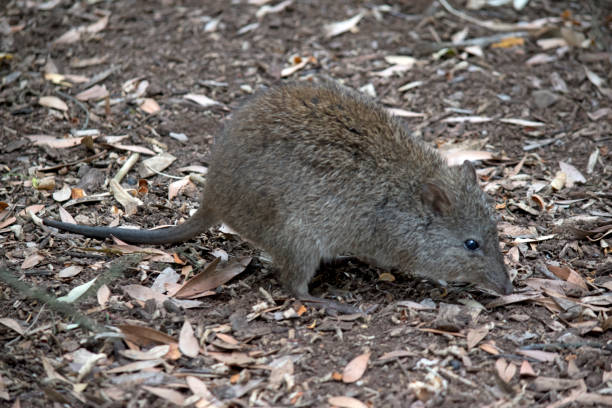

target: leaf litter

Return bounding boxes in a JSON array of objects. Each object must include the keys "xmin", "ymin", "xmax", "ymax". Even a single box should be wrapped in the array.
[{"xmin": 0, "ymin": 1, "xmax": 610, "ymax": 407}]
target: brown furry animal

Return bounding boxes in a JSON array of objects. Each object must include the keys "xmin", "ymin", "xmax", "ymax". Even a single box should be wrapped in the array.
[{"xmin": 44, "ymin": 79, "xmax": 513, "ymax": 311}]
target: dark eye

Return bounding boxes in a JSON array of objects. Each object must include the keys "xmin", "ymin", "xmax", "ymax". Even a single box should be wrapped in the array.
[{"xmin": 464, "ymin": 239, "xmax": 480, "ymax": 251}]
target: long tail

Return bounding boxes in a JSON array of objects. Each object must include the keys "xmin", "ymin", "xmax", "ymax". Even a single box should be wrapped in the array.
[{"xmin": 43, "ymin": 207, "xmax": 215, "ymax": 244}]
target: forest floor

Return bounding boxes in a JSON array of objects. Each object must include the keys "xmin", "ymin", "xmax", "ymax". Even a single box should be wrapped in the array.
[{"xmin": 1, "ymin": 0, "xmax": 611, "ymax": 407}]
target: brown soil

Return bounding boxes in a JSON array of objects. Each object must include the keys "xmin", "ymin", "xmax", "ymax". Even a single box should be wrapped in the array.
[{"xmin": 1, "ymin": 1, "xmax": 611, "ymax": 407}]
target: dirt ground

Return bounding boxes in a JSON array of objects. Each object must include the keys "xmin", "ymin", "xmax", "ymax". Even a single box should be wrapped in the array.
[{"xmin": 1, "ymin": 0, "xmax": 611, "ymax": 407}]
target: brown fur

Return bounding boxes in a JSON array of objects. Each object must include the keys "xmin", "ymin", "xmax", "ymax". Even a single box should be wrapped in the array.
[{"xmin": 44, "ymin": 79, "xmax": 513, "ymax": 301}]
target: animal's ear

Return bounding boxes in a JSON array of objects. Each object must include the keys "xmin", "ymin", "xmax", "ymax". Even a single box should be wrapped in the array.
[
  {"xmin": 461, "ymin": 160, "xmax": 478, "ymax": 184},
  {"xmin": 421, "ymin": 182, "xmax": 452, "ymax": 216}
]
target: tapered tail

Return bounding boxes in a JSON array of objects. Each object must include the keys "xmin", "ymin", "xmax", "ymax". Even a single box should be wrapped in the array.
[{"xmin": 43, "ymin": 207, "xmax": 215, "ymax": 245}]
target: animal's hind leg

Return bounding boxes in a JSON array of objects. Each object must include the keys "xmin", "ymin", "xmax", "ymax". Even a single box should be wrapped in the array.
[{"xmin": 274, "ymin": 251, "xmax": 361, "ymax": 314}]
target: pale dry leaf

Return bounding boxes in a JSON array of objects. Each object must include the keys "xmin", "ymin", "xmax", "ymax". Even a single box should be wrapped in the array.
[
  {"xmin": 464, "ymin": 45, "xmax": 484, "ymax": 57},
  {"xmin": 443, "ymin": 116, "xmax": 493, "ymax": 123},
  {"xmin": 85, "ymin": 15, "xmax": 109, "ymax": 34},
  {"xmin": 466, "ymin": 324, "xmax": 491, "ymax": 350},
  {"xmin": 52, "ymin": 185, "xmax": 72, "ymax": 202},
  {"xmin": 385, "ymin": 55, "xmax": 416, "ymax": 66},
  {"xmin": 140, "ymin": 152, "xmax": 176, "ymax": 178},
  {"xmin": 536, "ymin": 38, "xmax": 567, "ymax": 50},
  {"xmin": 41, "ymin": 356, "xmax": 70, "ymax": 383},
  {"xmin": 58, "ymin": 265, "xmax": 83, "ymax": 278},
  {"xmin": 123, "ymin": 284, "xmax": 169, "ymax": 305},
  {"xmin": 550, "ymin": 171, "xmax": 566, "ymax": 190},
  {"xmin": 517, "ymin": 349, "xmax": 558, "ymax": 362},
  {"xmin": 499, "ymin": 118, "xmax": 545, "ymax": 127},
  {"xmin": 386, "ymin": 108, "xmax": 425, "ymax": 118},
  {"xmin": 584, "ymin": 66, "xmax": 605, "ymax": 88},
  {"xmin": 25, "ymin": 134, "xmax": 94, "ymax": 149},
  {"xmin": 443, "ymin": 150, "xmax": 494, "ymax": 166},
  {"xmin": 97, "ymin": 284, "xmax": 111, "ymax": 306},
  {"xmin": 179, "ymin": 320, "xmax": 200, "ymax": 358},
  {"xmin": 107, "ymin": 144, "xmax": 156, "ymax": 155},
  {"xmin": 268, "ymin": 356, "xmax": 294, "ymax": 388},
  {"xmin": 328, "ymin": 396, "xmax": 368, "ymax": 408},
  {"xmin": 587, "ymin": 108, "xmax": 612, "ymax": 121},
  {"xmin": 57, "ymin": 277, "xmax": 97, "ymax": 303},
  {"xmin": 184, "ymin": 93, "xmax": 220, "ymax": 108},
  {"xmin": 21, "ymin": 253, "xmax": 44, "ymax": 270},
  {"xmin": 142, "ymin": 386, "xmax": 185, "ymax": 405},
  {"xmin": 281, "ymin": 57, "xmax": 309, "ymax": 77},
  {"xmin": 520, "ymin": 360, "xmax": 536, "ymax": 377},
  {"xmin": 507, "ymin": 246, "xmax": 520, "ymax": 263},
  {"xmin": 397, "ymin": 80, "xmax": 424, "ymax": 92},
  {"xmin": 109, "ymin": 179, "xmax": 143, "ymax": 216},
  {"xmin": 38, "ymin": 0, "xmax": 62, "ymax": 10},
  {"xmin": 39, "ymin": 96, "xmax": 68, "ymax": 111},
  {"xmin": 0, "ymin": 318, "xmax": 25, "ymax": 336},
  {"xmin": 451, "ymin": 27, "xmax": 468, "ymax": 44},
  {"xmin": 76, "ymin": 85, "xmax": 109, "ymax": 101},
  {"xmin": 151, "ymin": 267, "xmax": 180, "ymax": 294},
  {"xmin": 139, "ymin": 98, "xmax": 160, "ymax": 114},
  {"xmin": 323, "ymin": 13, "xmax": 363, "ymax": 38},
  {"xmin": 186, "ymin": 376, "xmax": 220, "ymax": 406},
  {"xmin": 207, "ymin": 351, "xmax": 255, "ymax": 366},
  {"xmin": 70, "ymin": 54, "xmax": 109, "ymax": 68},
  {"xmin": 342, "ymin": 352, "xmax": 370, "ymax": 383},
  {"xmin": 559, "ymin": 161, "xmax": 586, "ymax": 188},
  {"xmin": 106, "ymin": 359, "xmax": 163, "ymax": 374},
  {"xmin": 177, "ymin": 165, "xmax": 208, "ymax": 174},
  {"xmin": 58, "ymin": 206, "xmax": 76, "ymax": 223},
  {"xmin": 256, "ymin": 0, "xmax": 292, "ymax": 18},
  {"xmin": 121, "ymin": 345, "xmax": 171, "ymax": 361},
  {"xmin": 525, "ymin": 53, "xmax": 557, "ymax": 66},
  {"xmin": 373, "ymin": 64, "xmax": 413, "ymax": 77},
  {"xmin": 168, "ymin": 176, "xmax": 194, "ymax": 200},
  {"xmin": 495, "ymin": 358, "xmax": 516, "ymax": 383}
]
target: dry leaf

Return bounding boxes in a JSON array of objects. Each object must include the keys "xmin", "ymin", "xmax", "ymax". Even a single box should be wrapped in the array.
[
  {"xmin": 97, "ymin": 284, "xmax": 110, "ymax": 306},
  {"xmin": 443, "ymin": 149, "xmax": 494, "ymax": 166},
  {"xmin": 0, "ymin": 318, "xmax": 25, "ymax": 335},
  {"xmin": 207, "ymin": 351, "xmax": 255, "ymax": 366},
  {"xmin": 328, "ymin": 396, "xmax": 368, "ymax": 408},
  {"xmin": 342, "ymin": 352, "xmax": 370, "ymax": 383},
  {"xmin": 495, "ymin": 358, "xmax": 516, "ymax": 383},
  {"xmin": 52, "ymin": 185, "xmax": 72, "ymax": 202},
  {"xmin": 184, "ymin": 93, "xmax": 220, "ymax": 108},
  {"xmin": 559, "ymin": 161, "xmax": 586, "ymax": 188},
  {"xmin": 517, "ymin": 349, "xmax": 558, "ymax": 362},
  {"xmin": 139, "ymin": 98, "xmax": 160, "ymax": 114},
  {"xmin": 323, "ymin": 13, "xmax": 363, "ymax": 38},
  {"xmin": 25, "ymin": 134, "xmax": 95, "ymax": 149},
  {"xmin": 519, "ymin": 360, "xmax": 536, "ymax": 377},
  {"xmin": 119, "ymin": 325, "xmax": 177, "ymax": 346},
  {"xmin": 142, "ymin": 386, "xmax": 185, "ymax": 405},
  {"xmin": 175, "ymin": 257, "xmax": 251, "ymax": 299},
  {"xmin": 109, "ymin": 179, "xmax": 143, "ymax": 216},
  {"xmin": 168, "ymin": 176, "xmax": 194, "ymax": 200},
  {"xmin": 58, "ymin": 206, "xmax": 76, "ymax": 223},
  {"xmin": 140, "ymin": 152, "xmax": 176, "ymax": 178},
  {"xmin": 179, "ymin": 320, "xmax": 200, "ymax": 358},
  {"xmin": 499, "ymin": 118, "xmax": 545, "ymax": 127},
  {"xmin": 256, "ymin": 0, "xmax": 292, "ymax": 18},
  {"xmin": 76, "ymin": 85, "xmax": 109, "ymax": 101},
  {"xmin": 58, "ymin": 265, "xmax": 83, "ymax": 278},
  {"xmin": 525, "ymin": 53, "xmax": 557, "ymax": 66},
  {"xmin": 466, "ymin": 324, "xmax": 491, "ymax": 350},
  {"xmin": 39, "ymin": 96, "xmax": 68, "ymax": 111},
  {"xmin": 121, "ymin": 345, "xmax": 171, "ymax": 360},
  {"xmin": 21, "ymin": 253, "xmax": 44, "ymax": 269}
]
